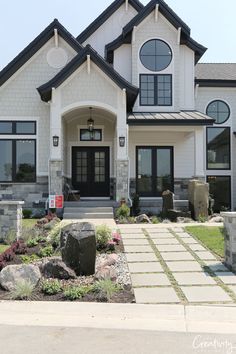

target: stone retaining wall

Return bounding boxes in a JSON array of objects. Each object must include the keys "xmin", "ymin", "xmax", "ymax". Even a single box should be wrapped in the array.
[
  {"xmin": 221, "ymin": 212, "xmax": 236, "ymax": 272},
  {"xmin": 0, "ymin": 201, "xmax": 24, "ymax": 242}
]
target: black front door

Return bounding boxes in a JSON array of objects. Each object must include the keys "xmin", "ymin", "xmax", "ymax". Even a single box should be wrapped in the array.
[{"xmin": 72, "ymin": 147, "xmax": 110, "ymax": 197}]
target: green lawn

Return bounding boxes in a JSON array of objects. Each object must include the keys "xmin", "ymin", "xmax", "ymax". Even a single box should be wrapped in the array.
[
  {"xmin": 185, "ymin": 226, "xmax": 224, "ymax": 258},
  {"xmin": 0, "ymin": 245, "xmax": 9, "ymax": 254},
  {"xmin": 22, "ymin": 219, "xmax": 37, "ymax": 228}
]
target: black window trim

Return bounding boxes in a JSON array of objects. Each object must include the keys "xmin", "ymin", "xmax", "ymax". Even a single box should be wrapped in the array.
[
  {"xmin": 136, "ymin": 145, "xmax": 174, "ymax": 197},
  {"xmin": 206, "ymin": 100, "xmax": 230, "ymax": 125},
  {"xmin": 80, "ymin": 128, "xmax": 102, "ymax": 142},
  {"xmin": 139, "ymin": 39, "xmax": 173, "ymax": 72},
  {"xmin": 0, "ymin": 139, "xmax": 36, "ymax": 183},
  {"xmin": 206, "ymin": 126, "xmax": 231, "ymax": 171},
  {"xmin": 0, "ymin": 121, "xmax": 37, "ymax": 135},
  {"xmin": 206, "ymin": 175, "xmax": 231, "ymax": 211},
  {"xmin": 139, "ymin": 74, "xmax": 173, "ymax": 107}
]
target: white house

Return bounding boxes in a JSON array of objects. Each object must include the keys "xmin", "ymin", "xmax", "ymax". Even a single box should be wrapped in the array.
[{"xmin": 0, "ymin": 0, "xmax": 233, "ymax": 212}]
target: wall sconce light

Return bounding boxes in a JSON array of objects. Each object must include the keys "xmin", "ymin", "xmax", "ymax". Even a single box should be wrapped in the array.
[
  {"xmin": 53, "ymin": 135, "xmax": 59, "ymax": 147},
  {"xmin": 87, "ymin": 107, "xmax": 94, "ymax": 132},
  {"xmin": 119, "ymin": 136, "xmax": 125, "ymax": 147}
]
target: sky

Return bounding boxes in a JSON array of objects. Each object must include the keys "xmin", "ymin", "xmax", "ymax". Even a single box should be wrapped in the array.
[{"xmin": 0, "ymin": 0, "xmax": 236, "ymax": 70}]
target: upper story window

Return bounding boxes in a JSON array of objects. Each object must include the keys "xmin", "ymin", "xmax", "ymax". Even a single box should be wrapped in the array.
[
  {"xmin": 140, "ymin": 39, "xmax": 172, "ymax": 72},
  {"xmin": 0, "ymin": 121, "xmax": 36, "ymax": 135},
  {"xmin": 140, "ymin": 74, "xmax": 172, "ymax": 106},
  {"xmin": 206, "ymin": 100, "xmax": 230, "ymax": 124}
]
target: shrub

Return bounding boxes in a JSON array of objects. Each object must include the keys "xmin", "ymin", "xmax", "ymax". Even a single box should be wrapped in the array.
[
  {"xmin": 38, "ymin": 245, "xmax": 54, "ymax": 258},
  {"xmin": 9, "ymin": 280, "xmax": 34, "ymax": 300},
  {"xmin": 22, "ymin": 209, "xmax": 32, "ymax": 219},
  {"xmin": 47, "ymin": 223, "xmax": 63, "ymax": 248},
  {"xmin": 132, "ymin": 194, "xmax": 140, "ymax": 216},
  {"xmin": 20, "ymin": 254, "xmax": 40, "ymax": 264},
  {"xmin": 63, "ymin": 286, "xmax": 92, "ymax": 301},
  {"xmin": 93, "ymin": 279, "xmax": 121, "ymax": 302},
  {"xmin": 96, "ymin": 224, "xmax": 112, "ymax": 249},
  {"xmin": 11, "ymin": 240, "xmax": 27, "ymax": 255},
  {"xmin": 151, "ymin": 216, "xmax": 160, "ymax": 224},
  {"xmin": 26, "ymin": 238, "xmax": 38, "ymax": 248},
  {"xmin": 41, "ymin": 279, "xmax": 62, "ymax": 295},
  {"xmin": 116, "ymin": 204, "xmax": 130, "ymax": 219},
  {"xmin": 112, "ymin": 232, "xmax": 121, "ymax": 245}
]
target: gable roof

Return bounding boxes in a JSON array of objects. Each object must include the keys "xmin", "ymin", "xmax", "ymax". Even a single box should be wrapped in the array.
[
  {"xmin": 105, "ymin": 0, "xmax": 207, "ymax": 64},
  {"xmin": 0, "ymin": 19, "xmax": 83, "ymax": 87},
  {"xmin": 76, "ymin": 0, "xmax": 144, "ymax": 43},
  {"xmin": 195, "ymin": 63, "xmax": 236, "ymax": 87},
  {"xmin": 37, "ymin": 44, "xmax": 139, "ymax": 111}
]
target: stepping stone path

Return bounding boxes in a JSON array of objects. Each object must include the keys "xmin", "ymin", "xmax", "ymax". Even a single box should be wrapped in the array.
[{"xmin": 119, "ymin": 225, "xmax": 236, "ymax": 305}]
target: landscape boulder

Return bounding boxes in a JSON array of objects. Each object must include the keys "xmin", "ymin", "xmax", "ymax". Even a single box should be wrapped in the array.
[
  {"xmin": 0, "ymin": 264, "xmax": 41, "ymax": 291},
  {"xmin": 61, "ymin": 222, "xmax": 96, "ymax": 276},
  {"xmin": 41, "ymin": 257, "xmax": 76, "ymax": 279},
  {"xmin": 95, "ymin": 266, "xmax": 117, "ymax": 281},
  {"xmin": 135, "ymin": 214, "xmax": 151, "ymax": 224}
]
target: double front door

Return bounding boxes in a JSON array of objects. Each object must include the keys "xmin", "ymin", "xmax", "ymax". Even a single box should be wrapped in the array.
[{"xmin": 72, "ymin": 147, "xmax": 110, "ymax": 197}]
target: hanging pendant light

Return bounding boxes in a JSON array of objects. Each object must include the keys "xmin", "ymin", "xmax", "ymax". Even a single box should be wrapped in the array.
[{"xmin": 87, "ymin": 107, "xmax": 94, "ymax": 132}]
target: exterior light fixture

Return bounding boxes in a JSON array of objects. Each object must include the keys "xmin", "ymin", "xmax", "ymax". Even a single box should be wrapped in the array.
[
  {"xmin": 87, "ymin": 107, "xmax": 94, "ymax": 132},
  {"xmin": 119, "ymin": 136, "xmax": 125, "ymax": 147},
  {"xmin": 53, "ymin": 135, "xmax": 59, "ymax": 147}
]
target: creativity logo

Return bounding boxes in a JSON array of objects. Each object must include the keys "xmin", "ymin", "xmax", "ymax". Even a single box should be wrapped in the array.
[{"xmin": 193, "ymin": 335, "xmax": 236, "ymax": 354}]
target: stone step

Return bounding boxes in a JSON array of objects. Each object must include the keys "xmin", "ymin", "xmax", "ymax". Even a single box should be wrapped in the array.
[
  {"xmin": 63, "ymin": 207, "xmax": 113, "ymax": 213},
  {"xmin": 63, "ymin": 212, "xmax": 114, "ymax": 219},
  {"xmin": 64, "ymin": 201, "xmax": 117, "ymax": 208}
]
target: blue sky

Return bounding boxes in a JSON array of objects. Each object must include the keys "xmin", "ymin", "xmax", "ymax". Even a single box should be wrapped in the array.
[{"xmin": 0, "ymin": 0, "xmax": 235, "ymax": 70}]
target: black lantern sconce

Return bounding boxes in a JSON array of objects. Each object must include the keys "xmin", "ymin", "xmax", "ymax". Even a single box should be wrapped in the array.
[
  {"xmin": 53, "ymin": 135, "xmax": 59, "ymax": 147},
  {"xmin": 119, "ymin": 136, "xmax": 126, "ymax": 147},
  {"xmin": 87, "ymin": 107, "xmax": 94, "ymax": 132}
]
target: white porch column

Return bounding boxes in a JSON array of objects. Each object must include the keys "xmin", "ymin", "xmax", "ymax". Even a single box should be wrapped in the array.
[
  {"xmin": 115, "ymin": 89, "xmax": 129, "ymax": 202},
  {"xmin": 49, "ymin": 88, "xmax": 63, "ymax": 195},
  {"xmin": 194, "ymin": 127, "xmax": 205, "ymax": 178}
]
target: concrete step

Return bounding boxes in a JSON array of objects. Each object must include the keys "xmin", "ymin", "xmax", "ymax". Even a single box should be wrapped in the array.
[
  {"xmin": 64, "ymin": 207, "xmax": 113, "ymax": 214},
  {"xmin": 63, "ymin": 212, "xmax": 114, "ymax": 219},
  {"xmin": 64, "ymin": 201, "xmax": 117, "ymax": 208}
]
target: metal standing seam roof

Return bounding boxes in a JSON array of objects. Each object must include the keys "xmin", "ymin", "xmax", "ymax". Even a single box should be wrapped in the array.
[{"xmin": 127, "ymin": 111, "xmax": 215, "ymax": 125}]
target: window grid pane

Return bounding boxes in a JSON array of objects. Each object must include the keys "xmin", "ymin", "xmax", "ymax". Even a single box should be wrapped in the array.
[{"xmin": 207, "ymin": 127, "xmax": 230, "ymax": 170}]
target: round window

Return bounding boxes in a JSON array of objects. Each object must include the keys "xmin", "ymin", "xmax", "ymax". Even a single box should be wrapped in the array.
[
  {"xmin": 206, "ymin": 100, "xmax": 230, "ymax": 124},
  {"xmin": 140, "ymin": 39, "xmax": 172, "ymax": 71}
]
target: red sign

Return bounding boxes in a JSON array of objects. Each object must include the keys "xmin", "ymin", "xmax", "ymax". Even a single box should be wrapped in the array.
[{"xmin": 55, "ymin": 195, "xmax": 64, "ymax": 208}]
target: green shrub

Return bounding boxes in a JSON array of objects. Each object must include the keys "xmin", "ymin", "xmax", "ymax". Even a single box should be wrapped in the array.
[
  {"xmin": 20, "ymin": 254, "xmax": 40, "ymax": 264},
  {"xmin": 63, "ymin": 285, "xmax": 92, "ymax": 301},
  {"xmin": 23, "ymin": 209, "xmax": 32, "ymax": 219},
  {"xmin": 26, "ymin": 238, "xmax": 38, "ymax": 248},
  {"xmin": 151, "ymin": 216, "xmax": 160, "ymax": 224},
  {"xmin": 10, "ymin": 280, "xmax": 34, "ymax": 300},
  {"xmin": 96, "ymin": 224, "xmax": 112, "ymax": 249},
  {"xmin": 41, "ymin": 279, "xmax": 62, "ymax": 295},
  {"xmin": 38, "ymin": 245, "xmax": 54, "ymax": 258},
  {"xmin": 93, "ymin": 279, "xmax": 121, "ymax": 302},
  {"xmin": 116, "ymin": 204, "xmax": 130, "ymax": 219}
]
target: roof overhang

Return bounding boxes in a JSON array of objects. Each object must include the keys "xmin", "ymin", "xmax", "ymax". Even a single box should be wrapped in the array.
[
  {"xmin": 127, "ymin": 111, "xmax": 215, "ymax": 126},
  {"xmin": 195, "ymin": 79, "xmax": 236, "ymax": 87}
]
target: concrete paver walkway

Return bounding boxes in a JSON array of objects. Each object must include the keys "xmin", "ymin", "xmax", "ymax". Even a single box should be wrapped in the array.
[{"xmin": 119, "ymin": 224, "xmax": 236, "ymax": 305}]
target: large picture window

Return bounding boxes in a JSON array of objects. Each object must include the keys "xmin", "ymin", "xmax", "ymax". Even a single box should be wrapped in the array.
[
  {"xmin": 0, "ymin": 121, "xmax": 36, "ymax": 135},
  {"xmin": 136, "ymin": 146, "xmax": 174, "ymax": 197},
  {"xmin": 140, "ymin": 74, "xmax": 172, "ymax": 106},
  {"xmin": 140, "ymin": 39, "xmax": 172, "ymax": 72},
  {"xmin": 207, "ymin": 176, "xmax": 231, "ymax": 212},
  {"xmin": 206, "ymin": 127, "xmax": 230, "ymax": 170},
  {"xmin": 0, "ymin": 140, "xmax": 36, "ymax": 182}
]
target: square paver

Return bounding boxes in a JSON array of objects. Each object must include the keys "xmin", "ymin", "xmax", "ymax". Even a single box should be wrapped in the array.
[
  {"xmin": 160, "ymin": 251, "xmax": 195, "ymax": 261},
  {"xmin": 144, "ymin": 228, "xmax": 170, "ymax": 233},
  {"xmin": 126, "ymin": 253, "xmax": 157, "ymax": 262},
  {"xmin": 170, "ymin": 228, "xmax": 184, "ymax": 233},
  {"xmin": 148, "ymin": 233, "xmax": 174, "ymax": 239},
  {"xmin": 156, "ymin": 244, "xmax": 187, "ymax": 252},
  {"xmin": 120, "ymin": 228, "xmax": 144, "ymax": 234},
  {"xmin": 188, "ymin": 244, "xmax": 207, "ymax": 252},
  {"xmin": 173, "ymin": 272, "xmax": 217, "ymax": 285},
  {"xmin": 134, "ymin": 287, "xmax": 180, "ymax": 304},
  {"xmin": 181, "ymin": 237, "xmax": 199, "ymax": 244},
  {"xmin": 153, "ymin": 238, "xmax": 180, "ymax": 245},
  {"xmin": 166, "ymin": 261, "xmax": 203, "ymax": 272},
  {"xmin": 124, "ymin": 245, "xmax": 153, "ymax": 253},
  {"xmin": 128, "ymin": 262, "xmax": 164, "ymax": 273},
  {"xmin": 181, "ymin": 286, "xmax": 232, "ymax": 303},
  {"xmin": 194, "ymin": 251, "xmax": 217, "ymax": 260},
  {"xmin": 229, "ymin": 285, "xmax": 236, "ymax": 294},
  {"xmin": 122, "ymin": 239, "xmax": 150, "ymax": 246},
  {"xmin": 215, "ymin": 272, "xmax": 236, "ymax": 284},
  {"xmin": 203, "ymin": 261, "xmax": 229, "ymax": 272},
  {"xmin": 176, "ymin": 232, "xmax": 191, "ymax": 238},
  {"xmin": 121, "ymin": 233, "xmax": 146, "ymax": 239},
  {"xmin": 131, "ymin": 273, "xmax": 171, "ymax": 287}
]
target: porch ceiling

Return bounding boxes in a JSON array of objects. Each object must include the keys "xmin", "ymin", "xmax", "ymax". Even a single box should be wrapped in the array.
[{"xmin": 127, "ymin": 111, "xmax": 215, "ymax": 126}]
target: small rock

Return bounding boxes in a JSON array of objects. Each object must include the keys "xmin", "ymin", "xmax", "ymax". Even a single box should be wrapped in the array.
[
  {"xmin": 135, "ymin": 214, "xmax": 151, "ymax": 224},
  {"xmin": 103, "ymin": 254, "xmax": 119, "ymax": 266},
  {"xmin": 41, "ymin": 258, "xmax": 76, "ymax": 279},
  {"xmin": 95, "ymin": 266, "xmax": 117, "ymax": 281},
  {"xmin": 0, "ymin": 264, "xmax": 41, "ymax": 291},
  {"xmin": 44, "ymin": 218, "xmax": 60, "ymax": 230},
  {"xmin": 209, "ymin": 216, "xmax": 224, "ymax": 223}
]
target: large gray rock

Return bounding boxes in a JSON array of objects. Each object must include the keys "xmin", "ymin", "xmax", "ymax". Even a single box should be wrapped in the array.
[
  {"xmin": 162, "ymin": 190, "xmax": 174, "ymax": 217},
  {"xmin": 41, "ymin": 257, "xmax": 76, "ymax": 279},
  {"xmin": 0, "ymin": 264, "xmax": 41, "ymax": 291},
  {"xmin": 188, "ymin": 180, "xmax": 209, "ymax": 221},
  {"xmin": 61, "ymin": 222, "xmax": 96, "ymax": 276},
  {"xmin": 135, "ymin": 214, "xmax": 151, "ymax": 224}
]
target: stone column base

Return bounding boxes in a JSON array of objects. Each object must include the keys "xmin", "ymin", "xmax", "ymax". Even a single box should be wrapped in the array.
[
  {"xmin": 116, "ymin": 160, "xmax": 129, "ymax": 202},
  {"xmin": 221, "ymin": 212, "xmax": 236, "ymax": 272},
  {"xmin": 49, "ymin": 160, "xmax": 63, "ymax": 195}
]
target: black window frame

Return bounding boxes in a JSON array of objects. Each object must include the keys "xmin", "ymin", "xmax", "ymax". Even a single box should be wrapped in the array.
[
  {"xmin": 206, "ymin": 127, "xmax": 231, "ymax": 171},
  {"xmin": 0, "ymin": 121, "xmax": 36, "ymax": 135},
  {"xmin": 139, "ymin": 74, "xmax": 172, "ymax": 107},
  {"xmin": 140, "ymin": 39, "xmax": 173, "ymax": 72},
  {"xmin": 206, "ymin": 100, "xmax": 230, "ymax": 125},
  {"xmin": 80, "ymin": 129, "xmax": 102, "ymax": 142},
  {"xmin": 207, "ymin": 175, "xmax": 231, "ymax": 212},
  {"xmin": 136, "ymin": 146, "xmax": 174, "ymax": 197},
  {"xmin": 0, "ymin": 139, "xmax": 36, "ymax": 183}
]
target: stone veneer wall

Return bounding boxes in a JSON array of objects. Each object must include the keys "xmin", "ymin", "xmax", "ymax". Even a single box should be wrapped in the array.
[
  {"xmin": 116, "ymin": 160, "xmax": 129, "ymax": 201},
  {"xmin": 0, "ymin": 201, "xmax": 24, "ymax": 241},
  {"xmin": 221, "ymin": 212, "xmax": 236, "ymax": 272},
  {"xmin": 49, "ymin": 160, "xmax": 63, "ymax": 195}
]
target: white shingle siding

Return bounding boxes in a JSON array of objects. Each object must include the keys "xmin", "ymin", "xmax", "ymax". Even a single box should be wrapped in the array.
[{"xmin": 114, "ymin": 44, "xmax": 132, "ymax": 82}]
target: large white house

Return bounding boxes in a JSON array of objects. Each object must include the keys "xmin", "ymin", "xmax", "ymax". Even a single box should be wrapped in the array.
[{"xmin": 0, "ymin": 0, "xmax": 234, "ymax": 212}]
